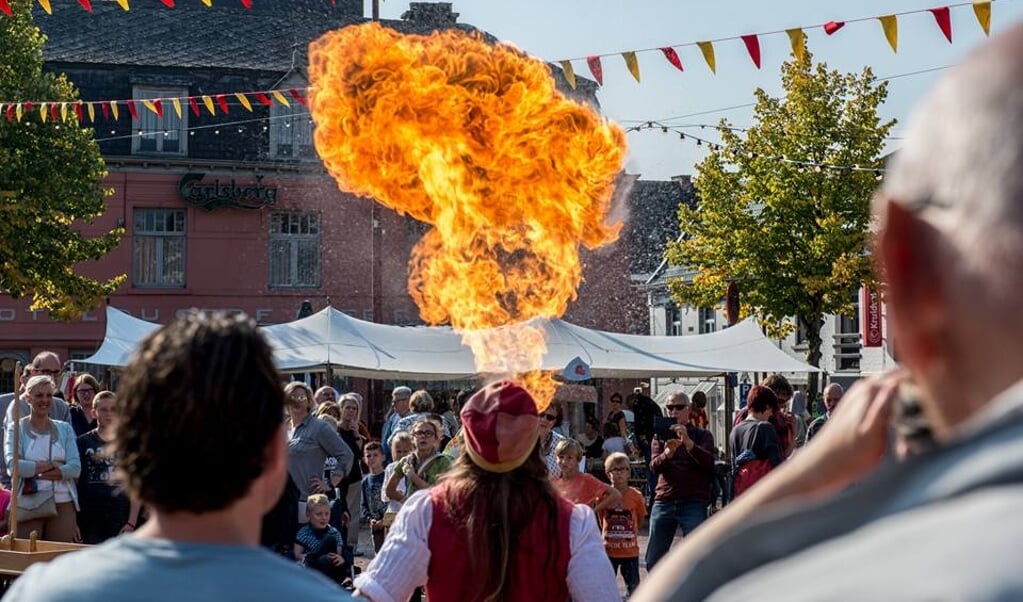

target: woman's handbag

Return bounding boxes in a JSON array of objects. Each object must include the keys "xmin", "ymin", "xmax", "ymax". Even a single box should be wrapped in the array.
[{"xmin": 16, "ymin": 422, "xmax": 58, "ymax": 521}]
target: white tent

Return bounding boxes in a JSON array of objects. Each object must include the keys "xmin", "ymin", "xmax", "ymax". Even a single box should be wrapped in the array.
[
  {"xmin": 84, "ymin": 305, "xmax": 817, "ymax": 378},
  {"xmin": 79, "ymin": 306, "xmax": 161, "ymax": 367}
]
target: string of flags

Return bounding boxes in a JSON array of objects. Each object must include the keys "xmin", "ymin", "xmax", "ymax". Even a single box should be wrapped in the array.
[
  {"xmin": 0, "ymin": 86, "xmax": 308, "ymax": 124},
  {"xmin": 558, "ymin": 0, "xmax": 996, "ymax": 88},
  {"xmin": 626, "ymin": 121, "xmax": 887, "ymax": 176},
  {"xmin": 0, "ymin": 0, "xmax": 350, "ymax": 16}
]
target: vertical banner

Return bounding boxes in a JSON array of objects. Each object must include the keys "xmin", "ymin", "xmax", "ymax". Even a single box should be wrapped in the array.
[{"xmin": 862, "ymin": 288, "xmax": 883, "ymax": 347}]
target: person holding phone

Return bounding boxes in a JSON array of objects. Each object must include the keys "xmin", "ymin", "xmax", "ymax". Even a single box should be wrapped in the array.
[{"xmin": 645, "ymin": 392, "xmax": 715, "ymax": 571}]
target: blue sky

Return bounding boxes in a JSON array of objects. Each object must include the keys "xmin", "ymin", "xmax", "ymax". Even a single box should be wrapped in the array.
[{"xmin": 379, "ymin": 0, "xmax": 1023, "ymax": 180}]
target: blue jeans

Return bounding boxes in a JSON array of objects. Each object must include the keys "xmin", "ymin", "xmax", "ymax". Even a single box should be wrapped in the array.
[
  {"xmin": 610, "ymin": 556, "xmax": 640, "ymax": 596},
  {"xmin": 644, "ymin": 499, "xmax": 708, "ymax": 570}
]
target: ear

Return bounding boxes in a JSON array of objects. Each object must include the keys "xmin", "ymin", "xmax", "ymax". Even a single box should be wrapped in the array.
[{"xmin": 878, "ymin": 199, "xmax": 948, "ymax": 366}]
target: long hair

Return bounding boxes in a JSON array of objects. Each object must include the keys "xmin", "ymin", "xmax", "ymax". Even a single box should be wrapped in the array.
[{"xmin": 440, "ymin": 441, "xmax": 561, "ymax": 602}]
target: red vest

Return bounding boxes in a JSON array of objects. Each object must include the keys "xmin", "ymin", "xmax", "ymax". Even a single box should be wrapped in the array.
[{"xmin": 426, "ymin": 482, "xmax": 573, "ymax": 602}]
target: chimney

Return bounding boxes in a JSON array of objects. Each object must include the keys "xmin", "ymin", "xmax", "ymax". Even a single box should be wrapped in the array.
[{"xmin": 401, "ymin": 2, "xmax": 459, "ymax": 26}]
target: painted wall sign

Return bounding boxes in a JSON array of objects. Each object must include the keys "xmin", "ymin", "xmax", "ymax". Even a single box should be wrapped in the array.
[
  {"xmin": 178, "ymin": 172, "xmax": 278, "ymax": 210},
  {"xmin": 862, "ymin": 288, "xmax": 883, "ymax": 347}
]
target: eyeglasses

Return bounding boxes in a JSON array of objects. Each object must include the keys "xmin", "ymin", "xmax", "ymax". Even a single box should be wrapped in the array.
[
  {"xmin": 412, "ymin": 430, "xmax": 436, "ymax": 439},
  {"xmin": 76, "ymin": 388, "xmax": 95, "ymax": 395},
  {"xmin": 539, "ymin": 413, "xmax": 558, "ymax": 421},
  {"xmin": 666, "ymin": 404, "xmax": 689, "ymax": 411}
]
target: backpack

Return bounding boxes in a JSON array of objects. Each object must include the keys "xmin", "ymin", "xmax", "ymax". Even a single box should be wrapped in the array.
[{"xmin": 733, "ymin": 422, "xmax": 773, "ymax": 498}]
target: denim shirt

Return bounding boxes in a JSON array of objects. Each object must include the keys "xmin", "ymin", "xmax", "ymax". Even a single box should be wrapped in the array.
[{"xmin": 287, "ymin": 415, "xmax": 353, "ymax": 500}]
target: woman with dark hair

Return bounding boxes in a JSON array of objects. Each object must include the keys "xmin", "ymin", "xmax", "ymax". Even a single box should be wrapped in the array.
[
  {"xmin": 69, "ymin": 373, "xmax": 101, "ymax": 436},
  {"xmin": 730, "ymin": 386, "xmax": 783, "ymax": 497},
  {"xmin": 604, "ymin": 393, "xmax": 628, "ymax": 443},
  {"xmin": 354, "ymin": 381, "xmax": 618, "ymax": 602}
]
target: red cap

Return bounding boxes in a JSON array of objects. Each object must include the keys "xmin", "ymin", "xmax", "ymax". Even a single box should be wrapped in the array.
[{"xmin": 460, "ymin": 381, "xmax": 539, "ymax": 473}]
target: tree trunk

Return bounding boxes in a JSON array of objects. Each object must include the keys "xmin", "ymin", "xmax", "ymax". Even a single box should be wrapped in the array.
[{"xmin": 801, "ymin": 312, "xmax": 824, "ymax": 413}]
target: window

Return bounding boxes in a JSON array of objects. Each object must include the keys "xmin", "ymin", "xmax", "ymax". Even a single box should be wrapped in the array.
[
  {"xmin": 133, "ymin": 209, "xmax": 186, "ymax": 288},
  {"xmin": 269, "ymin": 100, "xmax": 315, "ymax": 160},
  {"xmin": 699, "ymin": 307, "xmax": 717, "ymax": 334},
  {"xmin": 132, "ymin": 86, "xmax": 187, "ymax": 156},
  {"xmin": 269, "ymin": 212, "xmax": 321, "ymax": 288},
  {"xmin": 834, "ymin": 291, "xmax": 861, "ymax": 371}
]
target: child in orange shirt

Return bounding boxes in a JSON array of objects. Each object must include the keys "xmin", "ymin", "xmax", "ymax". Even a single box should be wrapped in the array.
[
  {"xmin": 552, "ymin": 439, "xmax": 621, "ymax": 514},
  {"xmin": 600, "ymin": 452, "xmax": 647, "ymax": 597}
]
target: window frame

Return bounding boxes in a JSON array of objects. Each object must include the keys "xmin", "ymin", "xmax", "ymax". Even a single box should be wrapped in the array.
[
  {"xmin": 132, "ymin": 208, "xmax": 187, "ymax": 289},
  {"xmin": 268, "ymin": 211, "xmax": 322, "ymax": 290},
  {"xmin": 131, "ymin": 86, "xmax": 188, "ymax": 156},
  {"xmin": 268, "ymin": 95, "xmax": 315, "ymax": 160}
]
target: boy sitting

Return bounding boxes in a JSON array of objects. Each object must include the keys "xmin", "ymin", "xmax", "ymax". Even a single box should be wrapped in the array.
[
  {"xmin": 600, "ymin": 452, "xmax": 647, "ymax": 598},
  {"xmin": 553, "ymin": 439, "xmax": 621, "ymax": 514},
  {"xmin": 295, "ymin": 494, "xmax": 350, "ymax": 587}
]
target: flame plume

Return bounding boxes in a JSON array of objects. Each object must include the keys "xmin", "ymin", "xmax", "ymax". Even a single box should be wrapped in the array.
[{"xmin": 308, "ymin": 24, "xmax": 625, "ymax": 408}]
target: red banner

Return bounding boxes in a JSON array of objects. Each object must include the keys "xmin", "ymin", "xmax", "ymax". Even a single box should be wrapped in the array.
[{"xmin": 862, "ymin": 288, "xmax": 883, "ymax": 347}]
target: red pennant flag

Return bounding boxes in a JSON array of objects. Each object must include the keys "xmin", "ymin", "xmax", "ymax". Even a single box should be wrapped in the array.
[
  {"xmin": 930, "ymin": 7, "xmax": 952, "ymax": 43},
  {"xmin": 23, "ymin": 101, "xmax": 33, "ymax": 113},
  {"xmin": 153, "ymin": 99, "xmax": 164, "ymax": 118},
  {"xmin": 288, "ymin": 89, "xmax": 308, "ymax": 106},
  {"xmin": 659, "ymin": 47, "xmax": 684, "ymax": 72},
  {"xmin": 100, "ymin": 102, "xmax": 110, "ymax": 120},
  {"xmin": 50, "ymin": 104, "xmax": 58, "ymax": 121},
  {"xmin": 160, "ymin": 0, "xmax": 174, "ymax": 6},
  {"xmin": 5, "ymin": 104, "xmax": 14, "ymax": 122},
  {"xmin": 77, "ymin": 0, "xmax": 92, "ymax": 11},
  {"xmin": 823, "ymin": 21, "xmax": 845, "ymax": 35},
  {"xmin": 585, "ymin": 56, "xmax": 603, "ymax": 86},
  {"xmin": 188, "ymin": 97, "xmax": 200, "ymax": 117},
  {"xmin": 215, "ymin": 94, "xmax": 230, "ymax": 114},
  {"xmin": 74, "ymin": 103, "xmax": 84, "ymax": 123},
  {"xmin": 126, "ymin": 100, "xmax": 139, "ymax": 120},
  {"xmin": 741, "ymin": 35, "xmax": 761, "ymax": 69},
  {"xmin": 255, "ymin": 92, "xmax": 273, "ymax": 106},
  {"xmin": 239, "ymin": 0, "xmax": 251, "ymax": 7},
  {"xmin": 0, "ymin": 1, "xmax": 11, "ymax": 17}
]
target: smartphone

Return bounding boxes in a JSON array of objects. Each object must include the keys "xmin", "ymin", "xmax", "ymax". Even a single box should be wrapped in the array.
[{"xmin": 654, "ymin": 416, "xmax": 677, "ymax": 441}]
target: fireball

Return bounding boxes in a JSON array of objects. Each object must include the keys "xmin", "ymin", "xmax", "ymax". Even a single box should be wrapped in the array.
[{"xmin": 308, "ymin": 23, "xmax": 625, "ymax": 408}]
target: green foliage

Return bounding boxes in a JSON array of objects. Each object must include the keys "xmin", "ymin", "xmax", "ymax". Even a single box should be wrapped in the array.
[
  {"xmin": 0, "ymin": 1, "xmax": 124, "ymax": 320},
  {"xmin": 665, "ymin": 47, "xmax": 893, "ymax": 369}
]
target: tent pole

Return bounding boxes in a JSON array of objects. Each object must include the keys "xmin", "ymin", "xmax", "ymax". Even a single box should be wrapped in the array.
[{"xmin": 723, "ymin": 373, "xmax": 734, "ymax": 459}]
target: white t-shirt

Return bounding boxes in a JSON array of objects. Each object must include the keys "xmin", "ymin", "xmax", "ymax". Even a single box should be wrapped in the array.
[{"xmin": 25, "ymin": 433, "xmax": 72, "ymax": 503}]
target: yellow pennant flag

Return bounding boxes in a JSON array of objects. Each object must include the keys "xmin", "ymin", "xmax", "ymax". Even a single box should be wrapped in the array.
[
  {"xmin": 200, "ymin": 0, "xmax": 211, "ymax": 5},
  {"xmin": 110, "ymin": 100, "xmax": 119, "ymax": 120},
  {"xmin": 87, "ymin": 102, "xmax": 95, "ymax": 123},
  {"xmin": 235, "ymin": 93, "xmax": 253, "ymax": 112},
  {"xmin": 39, "ymin": 103, "xmax": 48, "ymax": 123},
  {"xmin": 60, "ymin": 103, "xmax": 68, "ymax": 121},
  {"xmin": 973, "ymin": 0, "xmax": 991, "ymax": 35},
  {"xmin": 786, "ymin": 28, "xmax": 806, "ymax": 62},
  {"xmin": 171, "ymin": 98, "xmax": 182, "ymax": 119},
  {"xmin": 696, "ymin": 41, "xmax": 716, "ymax": 74},
  {"xmin": 15, "ymin": 103, "xmax": 23, "ymax": 122},
  {"xmin": 142, "ymin": 99, "xmax": 159, "ymax": 115},
  {"xmin": 114, "ymin": 0, "xmax": 129, "ymax": 9},
  {"xmin": 878, "ymin": 15, "xmax": 898, "ymax": 52},
  {"xmin": 271, "ymin": 90, "xmax": 290, "ymax": 107},
  {"xmin": 37, "ymin": 0, "xmax": 52, "ymax": 15},
  {"xmin": 559, "ymin": 61, "xmax": 576, "ymax": 90},
  {"xmin": 622, "ymin": 51, "xmax": 641, "ymax": 83},
  {"xmin": 202, "ymin": 95, "xmax": 216, "ymax": 115}
]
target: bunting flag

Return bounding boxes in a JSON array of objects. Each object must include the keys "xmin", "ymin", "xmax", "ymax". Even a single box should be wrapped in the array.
[
  {"xmin": 786, "ymin": 28, "xmax": 806, "ymax": 61},
  {"xmin": 60, "ymin": 102, "xmax": 68, "ymax": 121},
  {"xmin": 188, "ymin": 96, "xmax": 199, "ymax": 116},
  {"xmin": 879, "ymin": 15, "xmax": 899, "ymax": 52},
  {"xmin": 622, "ymin": 51, "xmax": 641, "ymax": 82},
  {"xmin": 200, "ymin": 0, "xmax": 211, "ymax": 5},
  {"xmin": 77, "ymin": 0, "xmax": 92, "ymax": 11},
  {"xmin": 109, "ymin": 100, "xmax": 118, "ymax": 120},
  {"xmin": 823, "ymin": 20, "xmax": 846, "ymax": 35},
  {"xmin": 271, "ymin": 90, "xmax": 290, "ymax": 107},
  {"xmin": 0, "ymin": 1, "xmax": 11, "ymax": 18},
  {"xmin": 74, "ymin": 102, "xmax": 83, "ymax": 122},
  {"xmin": 50, "ymin": 103, "xmax": 58, "ymax": 122},
  {"xmin": 201, "ymin": 95, "xmax": 215, "ymax": 115},
  {"xmin": 696, "ymin": 41, "xmax": 716, "ymax": 73},
  {"xmin": 126, "ymin": 100, "xmax": 138, "ymax": 120},
  {"xmin": 114, "ymin": 0, "xmax": 128, "ymax": 9},
  {"xmin": 37, "ymin": 0, "xmax": 52, "ymax": 15},
  {"xmin": 288, "ymin": 89, "xmax": 307, "ymax": 106},
  {"xmin": 585, "ymin": 56, "xmax": 603, "ymax": 86},
  {"xmin": 159, "ymin": 0, "xmax": 174, "ymax": 7},
  {"xmin": 255, "ymin": 92, "xmax": 273, "ymax": 106},
  {"xmin": 973, "ymin": 0, "xmax": 991, "ymax": 35},
  {"xmin": 930, "ymin": 6, "xmax": 953, "ymax": 42},
  {"xmin": 171, "ymin": 97, "xmax": 182, "ymax": 118},
  {"xmin": 100, "ymin": 101, "xmax": 108, "ymax": 120},
  {"xmin": 660, "ymin": 47, "xmax": 684, "ymax": 72},
  {"xmin": 141, "ymin": 99, "xmax": 161, "ymax": 117},
  {"xmin": 240, "ymin": 0, "xmax": 251, "ymax": 7},
  {"xmin": 214, "ymin": 94, "xmax": 230, "ymax": 114},
  {"xmin": 87, "ymin": 102, "xmax": 94, "ymax": 123},
  {"xmin": 235, "ymin": 92, "xmax": 253, "ymax": 111},
  {"xmin": 740, "ymin": 34, "xmax": 761, "ymax": 69},
  {"xmin": 39, "ymin": 103, "xmax": 47, "ymax": 123},
  {"xmin": 559, "ymin": 61, "xmax": 576, "ymax": 89},
  {"xmin": 15, "ymin": 103, "xmax": 23, "ymax": 122}
]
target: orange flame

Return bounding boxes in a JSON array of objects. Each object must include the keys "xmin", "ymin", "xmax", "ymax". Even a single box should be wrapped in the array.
[{"xmin": 308, "ymin": 23, "xmax": 625, "ymax": 409}]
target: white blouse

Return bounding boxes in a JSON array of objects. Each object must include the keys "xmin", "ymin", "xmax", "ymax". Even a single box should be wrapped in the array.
[{"xmin": 354, "ymin": 489, "xmax": 621, "ymax": 602}]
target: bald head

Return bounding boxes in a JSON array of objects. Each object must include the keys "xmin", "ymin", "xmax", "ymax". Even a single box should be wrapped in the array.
[{"xmin": 823, "ymin": 384, "xmax": 843, "ymax": 412}]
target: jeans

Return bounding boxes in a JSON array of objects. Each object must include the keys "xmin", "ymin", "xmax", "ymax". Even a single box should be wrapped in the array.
[
  {"xmin": 611, "ymin": 556, "xmax": 641, "ymax": 596},
  {"xmin": 644, "ymin": 499, "xmax": 709, "ymax": 570}
]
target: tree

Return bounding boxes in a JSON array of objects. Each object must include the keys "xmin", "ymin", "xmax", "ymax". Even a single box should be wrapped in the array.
[
  {"xmin": 0, "ymin": 1, "xmax": 123, "ymax": 320},
  {"xmin": 665, "ymin": 48, "xmax": 894, "ymax": 399}
]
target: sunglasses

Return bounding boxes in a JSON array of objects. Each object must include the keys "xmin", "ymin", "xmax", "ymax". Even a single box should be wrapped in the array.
[
  {"xmin": 539, "ymin": 413, "xmax": 558, "ymax": 421},
  {"xmin": 666, "ymin": 404, "xmax": 689, "ymax": 411}
]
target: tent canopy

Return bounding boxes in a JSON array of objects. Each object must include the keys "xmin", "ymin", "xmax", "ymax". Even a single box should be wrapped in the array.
[{"xmin": 83, "ymin": 305, "xmax": 818, "ymax": 378}]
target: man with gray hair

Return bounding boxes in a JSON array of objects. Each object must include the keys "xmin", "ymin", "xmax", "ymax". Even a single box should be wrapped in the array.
[
  {"xmin": 380, "ymin": 386, "xmax": 412, "ymax": 463},
  {"xmin": 635, "ymin": 23, "xmax": 1023, "ymax": 601},
  {"xmin": 806, "ymin": 383, "xmax": 843, "ymax": 442}
]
